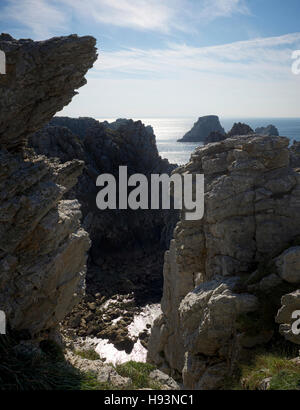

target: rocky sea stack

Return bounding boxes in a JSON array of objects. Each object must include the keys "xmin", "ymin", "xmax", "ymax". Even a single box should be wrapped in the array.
[
  {"xmin": 178, "ymin": 115, "xmax": 225, "ymax": 142},
  {"xmin": 255, "ymin": 124, "xmax": 279, "ymax": 136}
]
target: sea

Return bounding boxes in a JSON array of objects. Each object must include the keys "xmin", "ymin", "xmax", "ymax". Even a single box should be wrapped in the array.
[{"xmin": 98, "ymin": 117, "xmax": 300, "ymax": 166}]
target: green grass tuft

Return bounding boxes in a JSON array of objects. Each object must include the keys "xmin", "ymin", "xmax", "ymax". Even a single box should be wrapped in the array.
[
  {"xmin": 225, "ymin": 347, "xmax": 300, "ymax": 390},
  {"xmin": 74, "ymin": 349, "xmax": 101, "ymax": 361},
  {"xmin": 115, "ymin": 361, "xmax": 160, "ymax": 389}
]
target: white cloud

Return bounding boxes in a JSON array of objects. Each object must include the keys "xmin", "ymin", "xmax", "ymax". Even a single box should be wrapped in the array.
[
  {"xmin": 62, "ymin": 0, "xmax": 177, "ymax": 33},
  {"xmin": 59, "ymin": 32, "xmax": 300, "ymax": 118},
  {"xmin": 199, "ymin": 0, "xmax": 250, "ymax": 20},
  {"xmin": 1, "ymin": 0, "xmax": 251, "ymax": 38},
  {"xmin": 93, "ymin": 32, "xmax": 300, "ymax": 81},
  {"xmin": 0, "ymin": 0, "xmax": 68, "ymax": 39}
]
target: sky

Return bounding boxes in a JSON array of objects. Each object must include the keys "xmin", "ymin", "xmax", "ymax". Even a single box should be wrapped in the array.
[{"xmin": 1, "ymin": 0, "xmax": 300, "ymax": 118}]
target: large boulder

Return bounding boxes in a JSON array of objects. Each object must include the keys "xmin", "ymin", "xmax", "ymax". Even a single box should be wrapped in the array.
[{"xmin": 178, "ymin": 115, "xmax": 225, "ymax": 142}]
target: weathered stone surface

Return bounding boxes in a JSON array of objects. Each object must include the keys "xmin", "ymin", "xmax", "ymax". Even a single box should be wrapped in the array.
[
  {"xmin": 0, "ymin": 34, "xmax": 96, "ymax": 337},
  {"xmin": 149, "ymin": 369, "xmax": 180, "ymax": 390},
  {"xmin": 0, "ymin": 33, "xmax": 97, "ymax": 151},
  {"xmin": 178, "ymin": 115, "xmax": 225, "ymax": 142},
  {"xmin": 0, "ymin": 149, "xmax": 91, "ymax": 337},
  {"xmin": 148, "ymin": 134, "xmax": 300, "ymax": 389}
]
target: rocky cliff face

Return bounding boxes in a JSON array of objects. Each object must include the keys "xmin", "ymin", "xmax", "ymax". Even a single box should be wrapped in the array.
[
  {"xmin": 178, "ymin": 115, "xmax": 225, "ymax": 142},
  {"xmin": 148, "ymin": 134, "xmax": 300, "ymax": 389},
  {"xmin": 0, "ymin": 34, "xmax": 97, "ymax": 338},
  {"xmin": 29, "ymin": 117, "xmax": 178, "ymax": 262}
]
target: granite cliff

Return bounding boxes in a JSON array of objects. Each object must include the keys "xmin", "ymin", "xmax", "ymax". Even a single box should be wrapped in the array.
[
  {"xmin": 0, "ymin": 34, "xmax": 97, "ymax": 338},
  {"xmin": 148, "ymin": 134, "xmax": 300, "ymax": 389}
]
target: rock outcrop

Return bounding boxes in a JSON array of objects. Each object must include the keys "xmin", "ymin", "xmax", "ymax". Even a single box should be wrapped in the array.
[
  {"xmin": 255, "ymin": 125, "xmax": 279, "ymax": 136},
  {"xmin": 0, "ymin": 34, "xmax": 97, "ymax": 337},
  {"xmin": 148, "ymin": 134, "xmax": 300, "ymax": 389},
  {"xmin": 204, "ymin": 131, "xmax": 227, "ymax": 145},
  {"xmin": 178, "ymin": 115, "xmax": 225, "ymax": 142},
  {"xmin": 29, "ymin": 117, "xmax": 178, "ymax": 260},
  {"xmin": 227, "ymin": 122, "xmax": 254, "ymax": 137},
  {"xmin": 290, "ymin": 141, "xmax": 300, "ymax": 168},
  {"xmin": 0, "ymin": 33, "xmax": 97, "ymax": 151}
]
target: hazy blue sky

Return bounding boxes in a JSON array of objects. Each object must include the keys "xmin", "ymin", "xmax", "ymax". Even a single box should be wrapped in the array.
[{"xmin": 1, "ymin": 0, "xmax": 300, "ymax": 118}]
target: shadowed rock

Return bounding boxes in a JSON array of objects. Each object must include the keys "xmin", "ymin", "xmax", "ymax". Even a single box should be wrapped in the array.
[
  {"xmin": 227, "ymin": 122, "xmax": 254, "ymax": 137},
  {"xmin": 204, "ymin": 131, "xmax": 227, "ymax": 145},
  {"xmin": 255, "ymin": 125, "xmax": 279, "ymax": 136},
  {"xmin": 29, "ymin": 117, "xmax": 179, "ymax": 256},
  {"xmin": 178, "ymin": 115, "xmax": 225, "ymax": 142}
]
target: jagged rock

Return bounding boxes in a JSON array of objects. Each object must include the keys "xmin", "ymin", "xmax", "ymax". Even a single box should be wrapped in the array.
[
  {"xmin": 148, "ymin": 134, "xmax": 300, "ymax": 389},
  {"xmin": 178, "ymin": 115, "xmax": 225, "ymax": 142},
  {"xmin": 227, "ymin": 122, "xmax": 254, "ymax": 137},
  {"xmin": 0, "ymin": 144, "xmax": 90, "ymax": 339},
  {"xmin": 276, "ymin": 290, "xmax": 300, "ymax": 344},
  {"xmin": 0, "ymin": 34, "xmax": 97, "ymax": 337},
  {"xmin": 29, "ymin": 117, "xmax": 179, "ymax": 254},
  {"xmin": 255, "ymin": 125, "xmax": 279, "ymax": 136},
  {"xmin": 0, "ymin": 34, "xmax": 97, "ymax": 151}
]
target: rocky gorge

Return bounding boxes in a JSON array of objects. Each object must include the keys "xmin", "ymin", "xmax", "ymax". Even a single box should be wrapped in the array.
[
  {"xmin": 0, "ymin": 33, "xmax": 180, "ymax": 390},
  {"xmin": 0, "ymin": 32, "xmax": 300, "ymax": 391}
]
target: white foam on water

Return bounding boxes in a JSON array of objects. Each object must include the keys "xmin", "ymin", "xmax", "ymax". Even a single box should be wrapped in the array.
[{"xmin": 94, "ymin": 303, "xmax": 161, "ymax": 365}]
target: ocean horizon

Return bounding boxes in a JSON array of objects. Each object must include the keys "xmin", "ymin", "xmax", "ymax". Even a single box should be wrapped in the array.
[{"xmin": 97, "ymin": 117, "xmax": 300, "ymax": 165}]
